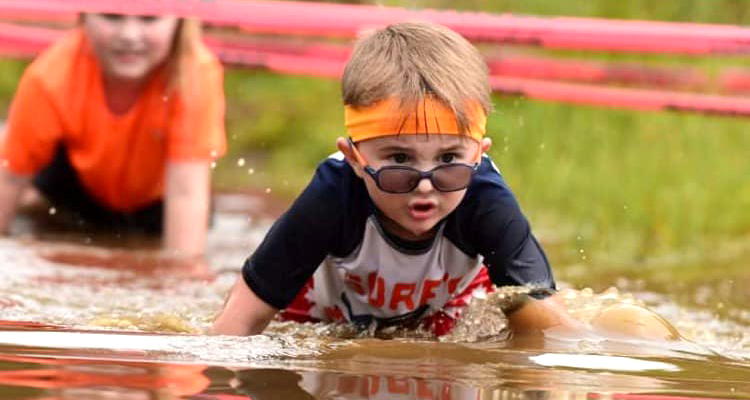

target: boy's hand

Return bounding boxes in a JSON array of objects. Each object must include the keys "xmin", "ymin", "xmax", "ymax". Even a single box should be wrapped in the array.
[
  {"xmin": 506, "ymin": 292, "xmax": 588, "ymax": 338},
  {"xmin": 211, "ymin": 277, "xmax": 278, "ymax": 336},
  {"xmin": 507, "ymin": 292, "xmax": 682, "ymax": 342},
  {"xmin": 590, "ymin": 303, "xmax": 681, "ymax": 341}
]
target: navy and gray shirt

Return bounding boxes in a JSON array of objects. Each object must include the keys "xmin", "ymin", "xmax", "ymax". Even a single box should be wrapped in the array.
[{"xmin": 242, "ymin": 153, "xmax": 554, "ymax": 324}]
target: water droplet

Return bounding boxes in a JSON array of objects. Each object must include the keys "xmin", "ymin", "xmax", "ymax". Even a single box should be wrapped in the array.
[
  {"xmin": 210, "ymin": 150, "xmax": 218, "ymax": 158},
  {"xmin": 579, "ymin": 249, "xmax": 585, "ymax": 253},
  {"xmin": 248, "ymin": 168, "xmax": 255, "ymax": 175},
  {"xmin": 503, "ymin": 146, "xmax": 509, "ymax": 152},
  {"xmin": 539, "ymin": 143, "xmax": 545, "ymax": 150},
  {"xmin": 582, "ymin": 255, "xmax": 587, "ymax": 260},
  {"xmin": 577, "ymin": 235, "xmax": 582, "ymax": 241},
  {"xmin": 265, "ymin": 188, "xmax": 272, "ymax": 194},
  {"xmin": 210, "ymin": 161, "xmax": 217, "ymax": 169},
  {"xmin": 237, "ymin": 158, "xmax": 246, "ymax": 167},
  {"xmin": 623, "ymin": 204, "xmax": 628, "ymax": 210},
  {"xmin": 48, "ymin": 207, "xmax": 57, "ymax": 215}
]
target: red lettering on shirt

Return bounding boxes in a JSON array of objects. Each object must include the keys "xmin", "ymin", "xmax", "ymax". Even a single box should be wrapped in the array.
[
  {"xmin": 419, "ymin": 279, "xmax": 442, "ymax": 306},
  {"xmin": 447, "ymin": 277, "xmax": 462, "ymax": 294},
  {"xmin": 345, "ymin": 273, "xmax": 365, "ymax": 295},
  {"xmin": 368, "ymin": 272, "xmax": 385, "ymax": 307},
  {"xmin": 390, "ymin": 283, "xmax": 416, "ymax": 310},
  {"xmin": 324, "ymin": 305, "xmax": 345, "ymax": 322}
]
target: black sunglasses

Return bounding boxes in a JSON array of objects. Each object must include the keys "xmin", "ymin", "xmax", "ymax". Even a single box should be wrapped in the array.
[
  {"xmin": 348, "ymin": 138, "xmax": 479, "ymax": 194},
  {"xmin": 363, "ymin": 163, "xmax": 478, "ymax": 193}
]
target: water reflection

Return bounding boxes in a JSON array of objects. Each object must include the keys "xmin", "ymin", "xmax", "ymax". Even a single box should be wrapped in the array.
[{"xmin": 1, "ymin": 350, "xmax": 749, "ymax": 400}]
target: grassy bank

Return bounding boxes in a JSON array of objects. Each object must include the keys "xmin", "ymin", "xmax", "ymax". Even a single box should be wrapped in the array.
[{"xmin": 1, "ymin": 0, "xmax": 750, "ymax": 275}]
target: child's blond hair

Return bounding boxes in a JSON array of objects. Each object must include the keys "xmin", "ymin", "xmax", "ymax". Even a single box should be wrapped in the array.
[
  {"xmin": 169, "ymin": 18, "xmax": 202, "ymax": 96},
  {"xmin": 342, "ymin": 22, "xmax": 491, "ymax": 135}
]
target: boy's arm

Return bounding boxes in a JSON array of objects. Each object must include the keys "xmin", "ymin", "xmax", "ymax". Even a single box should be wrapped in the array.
[
  {"xmin": 212, "ymin": 277, "xmax": 278, "ymax": 335},
  {"xmin": 504, "ymin": 291, "xmax": 584, "ymax": 335},
  {"xmin": 211, "ymin": 159, "xmax": 347, "ymax": 336},
  {"xmin": 163, "ymin": 160, "xmax": 211, "ymax": 257}
]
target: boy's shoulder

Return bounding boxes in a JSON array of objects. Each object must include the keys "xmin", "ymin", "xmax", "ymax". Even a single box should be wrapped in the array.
[
  {"xmin": 296, "ymin": 152, "xmax": 371, "ymax": 217},
  {"xmin": 310, "ymin": 152, "xmax": 363, "ymax": 194},
  {"xmin": 461, "ymin": 155, "xmax": 515, "ymax": 204}
]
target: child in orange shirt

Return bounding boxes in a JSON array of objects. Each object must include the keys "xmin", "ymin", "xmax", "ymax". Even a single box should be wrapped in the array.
[{"xmin": 0, "ymin": 14, "xmax": 226, "ymax": 257}]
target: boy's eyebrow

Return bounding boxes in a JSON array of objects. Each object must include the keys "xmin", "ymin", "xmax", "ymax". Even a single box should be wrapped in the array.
[
  {"xmin": 438, "ymin": 144, "xmax": 470, "ymax": 152},
  {"xmin": 377, "ymin": 145, "xmax": 416, "ymax": 153}
]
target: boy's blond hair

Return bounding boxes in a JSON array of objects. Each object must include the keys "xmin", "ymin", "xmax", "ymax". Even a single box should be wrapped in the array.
[{"xmin": 342, "ymin": 22, "xmax": 491, "ymax": 135}]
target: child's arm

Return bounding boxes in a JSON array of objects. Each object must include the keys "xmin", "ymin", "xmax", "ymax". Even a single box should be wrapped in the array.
[
  {"xmin": 212, "ymin": 277, "xmax": 278, "ymax": 335},
  {"xmin": 0, "ymin": 168, "xmax": 28, "ymax": 234},
  {"xmin": 163, "ymin": 160, "xmax": 211, "ymax": 257},
  {"xmin": 211, "ymin": 159, "xmax": 347, "ymax": 336},
  {"xmin": 504, "ymin": 291, "xmax": 584, "ymax": 335}
]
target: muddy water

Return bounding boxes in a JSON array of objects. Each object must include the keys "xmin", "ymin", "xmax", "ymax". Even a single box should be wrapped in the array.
[{"xmin": 0, "ymin": 194, "xmax": 748, "ymax": 399}]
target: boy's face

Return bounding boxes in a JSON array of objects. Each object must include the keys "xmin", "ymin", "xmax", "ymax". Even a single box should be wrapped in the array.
[
  {"xmin": 83, "ymin": 14, "xmax": 179, "ymax": 82},
  {"xmin": 344, "ymin": 134, "xmax": 490, "ymax": 241}
]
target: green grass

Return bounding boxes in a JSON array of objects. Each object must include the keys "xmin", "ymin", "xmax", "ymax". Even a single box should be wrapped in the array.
[{"xmin": 3, "ymin": 0, "xmax": 750, "ymax": 271}]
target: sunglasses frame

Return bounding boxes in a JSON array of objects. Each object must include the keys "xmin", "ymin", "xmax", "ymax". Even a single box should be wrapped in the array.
[{"xmin": 347, "ymin": 138, "xmax": 482, "ymax": 194}]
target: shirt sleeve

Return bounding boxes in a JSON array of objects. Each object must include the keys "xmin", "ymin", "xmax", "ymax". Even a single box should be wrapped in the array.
[
  {"xmin": 468, "ymin": 159, "xmax": 556, "ymax": 290},
  {"xmin": 1, "ymin": 71, "xmax": 63, "ymax": 175},
  {"xmin": 241, "ymin": 161, "xmax": 345, "ymax": 309},
  {"xmin": 167, "ymin": 58, "xmax": 226, "ymax": 161}
]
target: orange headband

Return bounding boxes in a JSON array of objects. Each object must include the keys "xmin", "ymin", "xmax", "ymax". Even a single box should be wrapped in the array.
[{"xmin": 344, "ymin": 98, "xmax": 486, "ymax": 143}]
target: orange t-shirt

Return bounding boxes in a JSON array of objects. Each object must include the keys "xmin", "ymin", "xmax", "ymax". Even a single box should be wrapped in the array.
[{"xmin": 0, "ymin": 29, "xmax": 226, "ymax": 212}]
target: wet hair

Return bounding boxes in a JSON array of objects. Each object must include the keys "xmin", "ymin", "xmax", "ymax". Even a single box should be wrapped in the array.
[{"xmin": 342, "ymin": 22, "xmax": 491, "ymax": 135}]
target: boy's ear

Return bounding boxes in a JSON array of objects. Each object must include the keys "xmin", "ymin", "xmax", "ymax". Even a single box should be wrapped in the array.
[
  {"xmin": 480, "ymin": 137, "xmax": 492, "ymax": 154},
  {"xmin": 336, "ymin": 137, "xmax": 365, "ymax": 178}
]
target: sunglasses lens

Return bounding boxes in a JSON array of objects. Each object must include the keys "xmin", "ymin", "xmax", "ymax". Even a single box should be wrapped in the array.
[
  {"xmin": 378, "ymin": 168, "xmax": 421, "ymax": 193},
  {"xmin": 432, "ymin": 165, "xmax": 473, "ymax": 191}
]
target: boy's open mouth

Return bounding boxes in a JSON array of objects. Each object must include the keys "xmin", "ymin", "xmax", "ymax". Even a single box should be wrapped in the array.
[{"xmin": 408, "ymin": 201, "xmax": 437, "ymax": 220}]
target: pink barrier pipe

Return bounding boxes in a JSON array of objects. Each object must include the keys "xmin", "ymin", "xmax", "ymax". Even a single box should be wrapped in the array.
[
  {"xmin": 718, "ymin": 69, "xmax": 750, "ymax": 93},
  {"xmin": 3, "ymin": 24, "xmax": 750, "ymax": 116},
  {"xmin": 0, "ymin": 21, "xmax": 710, "ymax": 90},
  {"xmin": 486, "ymin": 56, "xmax": 707, "ymax": 89},
  {"xmin": 3, "ymin": 0, "xmax": 750, "ymax": 54},
  {"xmin": 490, "ymin": 76, "xmax": 750, "ymax": 117}
]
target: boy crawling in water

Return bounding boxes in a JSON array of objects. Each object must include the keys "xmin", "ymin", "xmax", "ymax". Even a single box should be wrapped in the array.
[{"xmin": 213, "ymin": 22, "xmax": 655, "ymax": 338}]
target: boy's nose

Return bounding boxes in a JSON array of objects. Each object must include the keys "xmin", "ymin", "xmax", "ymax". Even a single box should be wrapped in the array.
[{"xmin": 414, "ymin": 176, "xmax": 434, "ymax": 193}]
